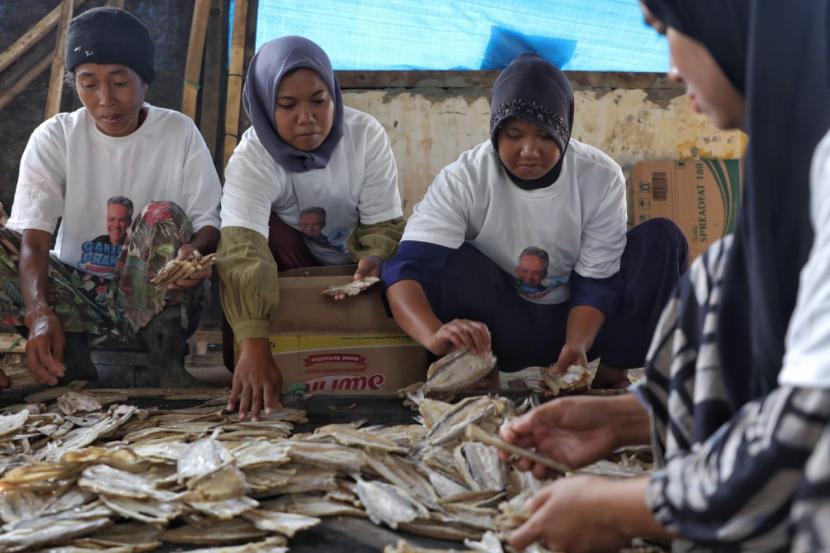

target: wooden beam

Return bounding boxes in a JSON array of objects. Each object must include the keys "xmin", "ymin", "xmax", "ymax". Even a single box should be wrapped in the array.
[
  {"xmin": 181, "ymin": 0, "xmax": 212, "ymax": 120},
  {"xmin": 199, "ymin": 0, "xmax": 227, "ymax": 160},
  {"xmin": 0, "ymin": 0, "xmax": 86, "ymax": 75},
  {"xmin": 44, "ymin": 0, "xmax": 75, "ymax": 119},
  {"xmin": 0, "ymin": 54, "xmax": 52, "ymax": 111},
  {"xmin": 222, "ymin": 0, "xmax": 249, "ymax": 169}
]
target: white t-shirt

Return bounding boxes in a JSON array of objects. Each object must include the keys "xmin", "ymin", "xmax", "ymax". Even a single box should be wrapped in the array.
[
  {"xmin": 7, "ymin": 104, "xmax": 221, "ymax": 278},
  {"xmin": 402, "ymin": 139, "xmax": 627, "ymax": 305},
  {"xmin": 780, "ymin": 130, "xmax": 830, "ymax": 387},
  {"xmin": 220, "ymin": 106, "xmax": 402, "ymax": 265}
]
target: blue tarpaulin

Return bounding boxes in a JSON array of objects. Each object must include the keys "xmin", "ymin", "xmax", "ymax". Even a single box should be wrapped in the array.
[{"xmin": 246, "ymin": 0, "xmax": 668, "ymax": 72}]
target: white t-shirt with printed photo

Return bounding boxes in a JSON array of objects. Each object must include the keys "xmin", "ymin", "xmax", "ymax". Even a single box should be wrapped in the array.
[
  {"xmin": 402, "ymin": 139, "xmax": 627, "ymax": 305},
  {"xmin": 7, "ymin": 104, "xmax": 222, "ymax": 278},
  {"xmin": 220, "ymin": 106, "xmax": 403, "ymax": 265}
]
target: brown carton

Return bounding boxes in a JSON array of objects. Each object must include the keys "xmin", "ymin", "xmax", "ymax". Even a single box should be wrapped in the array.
[
  {"xmin": 628, "ymin": 159, "xmax": 743, "ymax": 260},
  {"xmin": 264, "ymin": 266, "xmax": 428, "ymax": 394}
]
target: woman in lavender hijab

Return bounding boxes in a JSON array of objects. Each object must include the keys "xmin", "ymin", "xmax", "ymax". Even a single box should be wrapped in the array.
[{"xmin": 217, "ymin": 36, "xmax": 404, "ymax": 420}]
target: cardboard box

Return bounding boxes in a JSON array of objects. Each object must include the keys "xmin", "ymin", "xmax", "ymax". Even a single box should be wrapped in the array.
[
  {"xmin": 262, "ymin": 266, "xmax": 428, "ymax": 394},
  {"xmin": 628, "ymin": 159, "xmax": 743, "ymax": 260}
]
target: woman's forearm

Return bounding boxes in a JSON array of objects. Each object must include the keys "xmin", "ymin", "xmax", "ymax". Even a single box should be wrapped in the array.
[{"xmin": 386, "ymin": 279, "xmax": 442, "ymax": 352}]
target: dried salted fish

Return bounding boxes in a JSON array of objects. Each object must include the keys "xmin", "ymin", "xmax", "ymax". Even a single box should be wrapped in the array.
[
  {"xmin": 129, "ymin": 440, "xmax": 189, "ymax": 462},
  {"xmin": 353, "ymin": 477, "xmax": 429, "ymax": 529},
  {"xmin": 43, "ymin": 543, "xmax": 158, "ymax": 553},
  {"xmin": 231, "ymin": 441, "xmax": 291, "ymax": 469},
  {"xmin": 187, "ymin": 464, "xmax": 248, "ymax": 501},
  {"xmin": 78, "ymin": 465, "xmax": 180, "ymax": 501},
  {"xmin": 419, "ymin": 396, "xmax": 502, "ymax": 449},
  {"xmin": 189, "ymin": 496, "xmax": 260, "ymax": 519},
  {"xmin": 495, "ymin": 492, "xmax": 531, "ymax": 531},
  {"xmin": 243, "ymin": 509, "xmax": 321, "ymax": 537},
  {"xmin": 284, "ymin": 440, "xmax": 367, "ymax": 470},
  {"xmin": 242, "ymin": 466, "xmax": 297, "ymax": 494},
  {"xmin": 262, "ymin": 494, "xmax": 366, "ymax": 518},
  {"xmin": 24, "ymin": 382, "xmax": 87, "ymax": 404},
  {"xmin": 364, "ymin": 454, "xmax": 439, "ymax": 508},
  {"xmin": 161, "ymin": 518, "xmax": 268, "ymax": 545},
  {"xmin": 398, "ymin": 519, "xmax": 482, "ymax": 542},
  {"xmin": 464, "ymin": 530, "xmax": 505, "ymax": 553},
  {"xmin": 39, "ymin": 405, "xmax": 137, "ymax": 463},
  {"xmin": 252, "ymin": 466, "xmax": 337, "ymax": 495},
  {"xmin": 455, "ymin": 442, "xmax": 507, "ymax": 492},
  {"xmin": 0, "ymin": 485, "xmax": 94, "ymax": 525},
  {"xmin": 184, "ymin": 536, "xmax": 288, "ymax": 553},
  {"xmin": 177, "ymin": 432, "xmax": 233, "ymax": 482},
  {"xmin": 57, "ymin": 392, "xmax": 103, "ymax": 416},
  {"xmin": 313, "ymin": 425, "xmax": 407, "ymax": 453},
  {"xmin": 0, "ymin": 502, "xmax": 112, "ymax": 552},
  {"xmin": 384, "ymin": 540, "xmax": 468, "ymax": 553},
  {"xmin": 423, "ymin": 466, "xmax": 469, "ymax": 499},
  {"xmin": 436, "ymin": 503, "xmax": 498, "ymax": 531},
  {"xmin": 151, "ymin": 253, "xmax": 217, "ymax": 286},
  {"xmin": 321, "ymin": 276, "xmax": 380, "ymax": 297},
  {"xmin": 540, "ymin": 364, "xmax": 593, "ymax": 396},
  {"xmin": 99, "ymin": 494, "xmax": 182, "ymax": 525},
  {"xmin": 0, "ymin": 411, "xmax": 28, "ymax": 439},
  {"xmin": 423, "ymin": 349, "xmax": 497, "ymax": 393},
  {"xmin": 366, "ymin": 424, "xmax": 427, "ymax": 449},
  {"xmin": 77, "ymin": 521, "xmax": 160, "ymax": 546}
]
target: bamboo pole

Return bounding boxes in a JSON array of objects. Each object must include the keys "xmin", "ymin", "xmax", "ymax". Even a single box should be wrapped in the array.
[
  {"xmin": 199, "ymin": 0, "xmax": 226, "ymax": 159},
  {"xmin": 222, "ymin": 0, "xmax": 249, "ymax": 169},
  {"xmin": 0, "ymin": 54, "xmax": 52, "ymax": 111},
  {"xmin": 44, "ymin": 0, "xmax": 75, "ymax": 118},
  {"xmin": 181, "ymin": 0, "xmax": 212, "ymax": 120},
  {"xmin": 0, "ymin": 0, "xmax": 86, "ymax": 75}
]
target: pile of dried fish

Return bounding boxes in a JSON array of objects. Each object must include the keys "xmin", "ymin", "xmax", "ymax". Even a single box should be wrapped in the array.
[
  {"xmin": 321, "ymin": 276, "xmax": 380, "ymax": 298},
  {"xmin": 151, "ymin": 253, "xmax": 217, "ymax": 287},
  {"xmin": 0, "ymin": 386, "xmax": 652, "ymax": 552}
]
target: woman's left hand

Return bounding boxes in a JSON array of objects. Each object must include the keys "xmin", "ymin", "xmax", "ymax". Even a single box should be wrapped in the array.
[
  {"xmin": 169, "ymin": 244, "xmax": 211, "ymax": 290},
  {"xmin": 554, "ymin": 341, "xmax": 589, "ymax": 372},
  {"xmin": 510, "ymin": 475, "xmax": 631, "ymax": 553}
]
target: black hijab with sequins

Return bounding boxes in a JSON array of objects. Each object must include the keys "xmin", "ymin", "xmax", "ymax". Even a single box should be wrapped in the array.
[{"xmin": 489, "ymin": 54, "xmax": 574, "ymax": 190}]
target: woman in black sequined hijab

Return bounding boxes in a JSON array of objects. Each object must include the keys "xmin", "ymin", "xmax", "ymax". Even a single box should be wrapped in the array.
[{"xmin": 490, "ymin": 53, "xmax": 574, "ymax": 190}]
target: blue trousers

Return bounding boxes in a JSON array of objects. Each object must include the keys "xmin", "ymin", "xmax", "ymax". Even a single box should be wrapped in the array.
[{"xmin": 425, "ymin": 218, "xmax": 689, "ymax": 372}]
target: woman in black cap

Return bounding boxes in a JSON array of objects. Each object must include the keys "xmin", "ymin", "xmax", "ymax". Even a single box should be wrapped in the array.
[
  {"xmin": 0, "ymin": 7, "xmax": 222, "ymax": 389},
  {"xmin": 382, "ymin": 53, "xmax": 688, "ymax": 387}
]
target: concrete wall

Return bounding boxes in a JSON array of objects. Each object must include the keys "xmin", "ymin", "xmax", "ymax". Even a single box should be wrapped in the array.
[{"xmin": 342, "ymin": 79, "xmax": 746, "ymax": 215}]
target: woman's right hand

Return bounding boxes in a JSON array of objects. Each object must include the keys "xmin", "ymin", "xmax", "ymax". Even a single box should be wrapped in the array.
[
  {"xmin": 24, "ymin": 308, "xmax": 65, "ymax": 386},
  {"xmin": 427, "ymin": 318, "xmax": 491, "ymax": 356},
  {"xmin": 228, "ymin": 338, "xmax": 283, "ymax": 421},
  {"xmin": 499, "ymin": 395, "xmax": 642, "ymax": 479}
]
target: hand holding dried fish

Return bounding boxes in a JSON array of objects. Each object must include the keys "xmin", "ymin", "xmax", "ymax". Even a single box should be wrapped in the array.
[
  {"xmin": 465, "ymin": 425, "xmax": 569, "ymax": 475},
  {"xmin": 423, "ymin": 349, "xmax": 497, "ymax": 393},
  {"xmin": 321, "ymin": 276, "xmax": 380, "ymax": 297},
  {"xmin": 151, "ymin": 252, "xmax": 217, "ymax": 286},
  {"xmin": 540, "ymin": 364, "xmax": 593, "ymax": 396}
]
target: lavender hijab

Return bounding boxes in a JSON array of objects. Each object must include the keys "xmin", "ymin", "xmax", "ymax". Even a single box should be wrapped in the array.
[{"xmin": 242, "ymin": 36, "xmax": 344, "ymax": 172}]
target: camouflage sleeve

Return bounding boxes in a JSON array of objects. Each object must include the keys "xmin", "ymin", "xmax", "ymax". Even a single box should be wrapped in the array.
[
  {"xmin": 347, "ymin": 217, "xmax": 406, "ymax": 262},
  {"xmin": 216, "ymin": 226, "xmax": 278, "ymax": 341}
]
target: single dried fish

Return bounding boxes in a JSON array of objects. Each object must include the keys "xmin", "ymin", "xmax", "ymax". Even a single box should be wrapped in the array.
[
  {"xmin": 184, "ymin": 536, "xmax": 288, "ymax": 553},
  {"xmin": 397, "ymin": 519, "xmax": 482, "ymax": 542},
  {"xmin": 540, "ymin": 364, "xmax": 593, "ymax": 396},
  {"xmin": 231, "ymin": 441, "xmax": 291, "ymax": 469},
  {"xmin": 321, "ymin": 276, "xmax": 380, "ymax": 297},
  {"xmin": 78, "ymin": 465, "xmax": 180, "ymax": 501},
  {"xmin": 353, "ymin": 478, "xmax": 428, "ymax": 529},
  {"xmin": 177, "ymin": 433, "xmax": 233, "ymax": 482},
  {"xmin": 455, "ymin": 442, "xmax": 506, "ymax": 492},
  {"xmin": 161, "ymin": 518, "xmax": 268, "ymax": 545},
  {"xmin": 189, "ymin": 496, "xmax": 260, "ymax": 519},
  {"xmin": 0, "ymin": 411, "xmax": 29, "ymax": 439},
  {"xmin": 464, "ymin": 530, "xmax": 505, "ymax": 553},
  {"xmin": 261, "ymin": 494, "xmax": 366, "ymax": 518},
  {"xmin": 423, "ymin": 349, "xmax": 497, "ymax": 393},
  {"xmin": 419, "ymin": 396, "xmax": 502, "ymax": 449},
  {"xmin": 99, "ymin": 494, "xmax": 182, "ymax": 525},
  {"xmin": 151, "ymin": 253, "xmax": 217, "ymax": 286},
  {"xmin": 57, "ymin": 391, "xmax": 103, "ymax": 416},
  {"xmin": 313, "ymin": 425, "xmax": 407, "ymax": 453},
  {"xmin": 243, "ymin": 509, "xmax": 321, "ymax": 537},
  {"xmin": 284, "ymin": 440, "xmax": 367, "ymax": 471}
]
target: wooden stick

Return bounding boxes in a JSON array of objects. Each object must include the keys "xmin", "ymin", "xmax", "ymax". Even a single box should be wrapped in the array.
[
  {"xmin": 44, "ymin": 0, "xmax": 75, "ymax": 119},
  {"xmin": 198, "ymin": 0, "xmax": 225, "ymax": 158},
  {"xmin": 181, "ymin": 0, "xmax": 212, "ymax": 120},
  {"xmin": 0, "ymin": 54, "xmax": 52, "ymax": 111},
  {"xmin": 465, "ymin": 424, "xmax": 570, "ymax": 474},
  {"xmin": 0, "ymin": 0, "xmax": 86, "ymax": 75},
  {"xmin": 222, "ymin": 0, "xmax": 249, "ymax": 169}
]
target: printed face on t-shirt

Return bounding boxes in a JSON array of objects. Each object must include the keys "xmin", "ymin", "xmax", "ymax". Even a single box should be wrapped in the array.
[
  {"xmin": 516, "ymin": 253, "xmax": 547, "ymax": 287},
  {"xmin": 106, "ymin": 203, "xmax": 131, "ymax": 245},
  {"xmin": 299, "ymin": 209, "xmax": 325, "ymax": 239}
]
